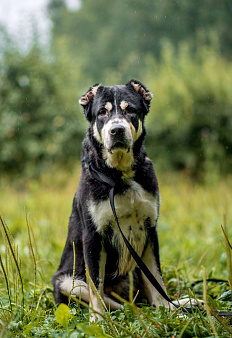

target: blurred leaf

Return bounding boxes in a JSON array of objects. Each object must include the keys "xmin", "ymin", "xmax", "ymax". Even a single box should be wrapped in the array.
[
  {"xmin": 55, "ymin": 303, "xmax": 71, "ymax": 328},
  {"xmin": 76, "ymin": 323, "xmax": 109, "ymax": 337}
]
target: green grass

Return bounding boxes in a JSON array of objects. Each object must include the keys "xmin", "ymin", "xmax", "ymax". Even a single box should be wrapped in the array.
[{"xmin": 0, "ymin": 166, "xmax": 232, "ymax": 337}]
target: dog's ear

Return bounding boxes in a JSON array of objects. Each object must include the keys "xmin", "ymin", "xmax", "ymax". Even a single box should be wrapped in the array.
[
  {"xmin": 79, "ymin": 84, "xmax": 101, "ymax": 122},
  {"xmin": 126, "ymin": 79, "xmax": 153, "ymax": 114}
]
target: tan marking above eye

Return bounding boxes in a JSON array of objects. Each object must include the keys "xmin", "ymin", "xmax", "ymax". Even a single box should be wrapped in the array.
[
  {"xmin": 120, "ymin": 101, "xmax": 129, "ymax": 110},
  {"xmin": 105, "ymin": 102, "xmax": 113, "ymax": 111}
]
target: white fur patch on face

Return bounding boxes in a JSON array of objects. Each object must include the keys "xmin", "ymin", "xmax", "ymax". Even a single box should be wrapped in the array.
[
  {"xmin": 130, "ymin": 119, "xmax": 142, "ymax": 143},
  {"xmin": 93, "ymin": 116, "xmax": 141, "ymax": 174},
  {"xmin": 101, "ymin": 118, "xmax": 142, "ymax": 176},
  {"xmin": 105, "ymin": 102, "xmax": 113, "ymax": 111},
  {"xmin": 88, "ymin": 181, "xmax": 159, "ymax": 275},
  {"xmin": 101, "ymin": 118, "xmax": 134, "ymax": 175},
  {"xmin": 93, "ymin": 122, "xmax": 103, "ymax": 143},
  {"xmin": 120, "ymin": 100, "xmax": 128, "ymax": 110},
  {"xmin": 136, "ymin": 120, "xmax": 143, "ymax": 141},
  {"xmin": 102, "ymin": 118, "xmax": 133, "ymax": 151}
]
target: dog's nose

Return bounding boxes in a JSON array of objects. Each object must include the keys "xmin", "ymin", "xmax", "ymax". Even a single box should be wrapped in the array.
[{"xmin": 109, "ymin": 125, "xmax": 125, "ymax": 137}]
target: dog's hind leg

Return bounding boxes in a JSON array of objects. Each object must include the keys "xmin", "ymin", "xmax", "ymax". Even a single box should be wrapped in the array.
[
  {"xmin": 58, "ymin": 275, "xmax": 89, "ymax": 303},
  {"xmin": 52, "ymin": 196, "xmax": 86, "ymax": 306}
]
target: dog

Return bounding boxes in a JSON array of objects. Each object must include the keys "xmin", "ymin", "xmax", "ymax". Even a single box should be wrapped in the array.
[{"xmin": 52, "ymin": 80, "xmax": 173, "ymax": 321}]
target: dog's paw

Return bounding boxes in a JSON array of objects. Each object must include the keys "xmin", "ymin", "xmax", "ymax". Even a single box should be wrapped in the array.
[
  {"xmin": 169, "ymin": 298, "xmax": 204, "ymax": 318},
  {"xmin": 172, "ymin": 298, "xmax": 204, "ymax": 308}
]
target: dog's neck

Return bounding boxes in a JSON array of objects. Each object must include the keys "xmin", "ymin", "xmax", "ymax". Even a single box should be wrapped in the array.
[{"xmin": 102, "ymin": 148, "xmax": 134, "ymax": 179}]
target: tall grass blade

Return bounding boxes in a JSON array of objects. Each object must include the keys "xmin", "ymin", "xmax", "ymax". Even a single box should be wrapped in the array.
[
  {"xmin": 221, "ymin": 218, "xmax": 232, "ymax": 291},
  {"xmin": 129, "ymin": 271, "xmax": 133, "ymax": 303},
  {"xmin": 0, "ymin": 254, "xmax": 12, "ymax": 311},
  {"xmin": 85, "ymin": 266, "xmax": 121, "ymax": 335},
  {"xmin": 203, "ymin": 267, "xmax": 218, "ymax": 337},
  {"xmin": 179, "ymin": 317, "xmax": 194, "ymax": 338},
  {"xmin": 0, "ymin": 216, "xmax": 24, "ymax": 309},
  {"xmin": 25, "ymin": 209, "xmax": 37, "ymax": 301},
  {"xmin": 85, "ymin": 265, "xmax": 107, "ymax": 312}
]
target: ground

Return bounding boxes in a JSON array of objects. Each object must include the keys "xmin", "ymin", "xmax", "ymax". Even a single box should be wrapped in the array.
[{"xmin": 0, "ymin": 166, "xmax": 232, "ymax": 337}]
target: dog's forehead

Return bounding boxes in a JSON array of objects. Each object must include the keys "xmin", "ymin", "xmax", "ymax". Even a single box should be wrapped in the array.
[{"xmin": 95, "ymin": 85, "xmax": 140, "ymax": 106}]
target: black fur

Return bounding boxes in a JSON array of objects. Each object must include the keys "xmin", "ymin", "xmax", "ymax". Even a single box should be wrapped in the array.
[{"xmin": 52, "ymin": 80, "xmax": 165, "ymax": 309}]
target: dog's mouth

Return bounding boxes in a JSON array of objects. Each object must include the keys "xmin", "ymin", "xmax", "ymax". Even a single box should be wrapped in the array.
[
  {"xmin": 108, "ymin": 147, "xmax": 130, "ymax": 154},
  {"xmin": 107, "ymin": 141, "xmax": 131, "ymax": 154}
]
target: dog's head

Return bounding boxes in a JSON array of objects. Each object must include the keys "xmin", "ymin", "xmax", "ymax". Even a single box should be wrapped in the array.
[{"xmin": 79, "ymin": 80, "xmax": 153, "ymax": 175}]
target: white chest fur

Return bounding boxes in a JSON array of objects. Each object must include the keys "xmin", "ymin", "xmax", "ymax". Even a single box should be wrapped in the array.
[{"xmin": 88, "ymin": 181, "xmax": 159, "ymax": 275}]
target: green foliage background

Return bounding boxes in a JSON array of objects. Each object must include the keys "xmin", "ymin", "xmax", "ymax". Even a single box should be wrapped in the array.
[
  {"xmin": 0, "ymin": 0, "xmax": 232, "ymax": 180},
  {"xmin": 1, "ymin": 2, "xmax": 232, "ymax": 336}
]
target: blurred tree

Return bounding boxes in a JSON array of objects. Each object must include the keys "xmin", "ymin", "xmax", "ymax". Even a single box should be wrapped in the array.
[
  {"xmin": 1, "ymin": 1, "xmax": 232, "ymax": 180},
  {"xmin": 145, "ymin": 42, "xmax": 232, "ymax": 180},
  {"xmin": 0, "ymin": 46, "xmax": 85, "ymax": 178},
  {"xmin": 48, "ymin": 0, "xmax": 232, "ymax": 82}
]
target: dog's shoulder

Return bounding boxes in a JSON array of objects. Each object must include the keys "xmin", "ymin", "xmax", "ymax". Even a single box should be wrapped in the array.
[{"xmin": 133, "ymin": 155, "xmax": 159, "ymax": 196}]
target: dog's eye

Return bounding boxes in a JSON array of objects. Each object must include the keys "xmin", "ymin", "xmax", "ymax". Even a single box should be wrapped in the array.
[
  {"xmin": 98, "ymin": 108, "xmax": 108, "ymax": 117},
  {"xmin": 125, "ymin": 107, "xmax": 136, "ymax": 116}
]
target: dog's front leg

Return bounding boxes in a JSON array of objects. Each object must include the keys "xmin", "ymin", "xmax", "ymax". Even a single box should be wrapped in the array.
[
  {"xmin": 89, "ymin": 247, "xmax": 107, "ymax": 322},
  {"xmin": 83, "ymin": 229, "xmax": 106, "ymax": 322},
  {"xmin": 141, "ymin": 241, "xmax": 170, "ymax": 308}
]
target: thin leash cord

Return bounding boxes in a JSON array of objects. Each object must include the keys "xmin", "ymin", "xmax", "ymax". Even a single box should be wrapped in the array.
[
  {"xmin": 89, "ymin": 164, "xmax": 232, "ymax": 317},
  {"xmin": 109, "ymin": 187, "xmax": 182, "ymax": 311}
]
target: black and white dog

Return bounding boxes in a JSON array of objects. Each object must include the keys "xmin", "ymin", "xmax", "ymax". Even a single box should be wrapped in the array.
[{"xmin": 52, "ymin": 80, "xmax": 171, "ymax": 320}]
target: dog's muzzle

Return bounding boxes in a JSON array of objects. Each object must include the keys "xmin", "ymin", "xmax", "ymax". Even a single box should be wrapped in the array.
[
  {"xmin": 102, "ymin": 119, "xmax": 133, "ymax": 153},
  {"xmin": 110, "ymin": 124, "xmax": 125, "ymax": 144},
  {"xmin": 109, "ymin": 124, "xmax": 125, "ymax": 137},
  {"xmin": 108, "ymin": 124, "xmax": 130, "ymax": 151}
]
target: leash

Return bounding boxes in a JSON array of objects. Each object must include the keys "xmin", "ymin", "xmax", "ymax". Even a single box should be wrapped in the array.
[{"xmin": 88, "ymin": 164, "xmax": 232, "ymax": 317}]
